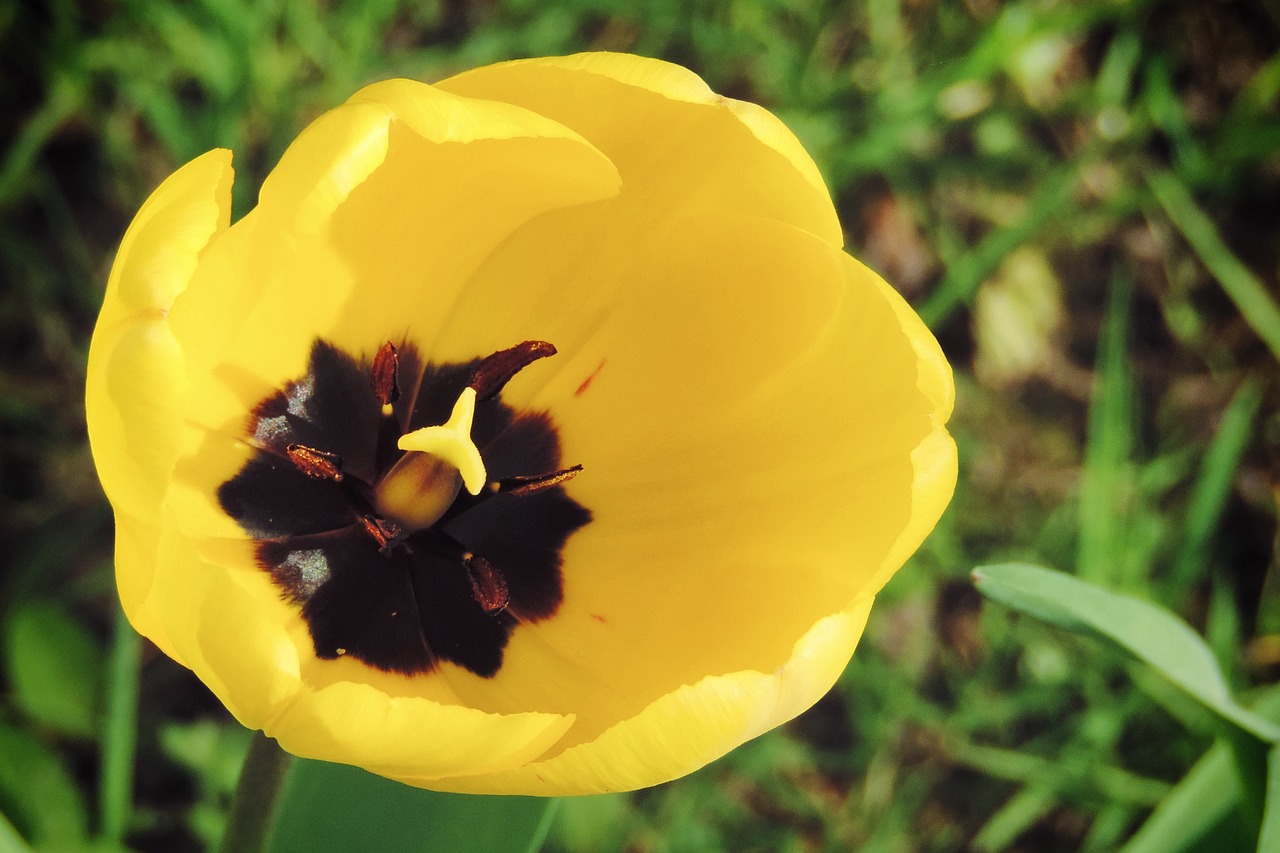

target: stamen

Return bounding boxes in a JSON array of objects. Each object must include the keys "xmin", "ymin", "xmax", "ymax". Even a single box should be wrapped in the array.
[
  {"xmin": 286, "ymin": 444, "xmax": 343, "ymax": 481},
  {"xmin": 491, "ymin": 465, "xmax": 583, "ymax": 497},
  {"xmin": 358, "ymin": 515, "xmax": 404, "ymax": 554},
  {"xmin": 470, "ymin": 341, "xmax": 557, "ymax": 401},
  {"xmin": 464, "ymin": 553, "xmax": 510, "ymax": 613},
  {"xmin": 371, "ymin": 341, "xmax": 400, "ymax": 405}
]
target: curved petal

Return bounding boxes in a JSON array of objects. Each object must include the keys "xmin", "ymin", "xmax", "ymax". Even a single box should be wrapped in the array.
[
  {"xmin": 417, "ymin": 597, "xmax": 874, "ymax": 794},
  {"xmin": 112, "ymin": 512, "xmax": 186, "ymax": 665},
  {"xmin": 87, "ymin": 148, "xmax": 233, "ymax": 517},
  {"xmin": 417, "ymin": 213, "xmax": 954, "ymax": 752},
  {"xmin": 148, "ymin": 524, "xmax": 574, "ymax": 779},
  {"xmin": 168, "ymin": 83, "xmax": 620, "ymax": 440},
  {"xmin": 436, "ymin": 52, "xmax": 842, "ymax": 247},
  {"xmin": 85, "ymin": 149, "xmax": 233, "ymax": 637}
]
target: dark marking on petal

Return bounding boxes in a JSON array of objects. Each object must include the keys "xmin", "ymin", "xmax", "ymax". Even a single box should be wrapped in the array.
[
  {"xmin": 574, "ymin": 359, "xmax": 606, "ymax": 396},
  {"xmin": 470, "ymin": 340, "xmax": 557, "ymax": 401},
  {"xmin": 444, "ymin": 487, "xmax": 589, "ymax": 622},
  {"xmin": 218, "ymin": 454, "xmax": 356, "ymax": 539},
  {"xmin": 371, "ymin": 341, "xmax": 400, "ymax": 405},
  {"xmin": 291, "ymin": 535, "xmax": 435, "ymax": 674},
  {"xmin": 406, "ymin": 550, "xmax": 511, "ymax": 677},
  {"xmin": 221, "ymin": 338, "xmax": 591, "ymax": 679},
  {"xmin": 286, "ymin": 444, "xmax": 344, "ymax": 481},
  {"xmin": 464, "ymin": 554, "xmax": 510, "ymax": 613},
  {"xmin": 247, "ymin": 340, "xmax": 383, "ymax": 485}
]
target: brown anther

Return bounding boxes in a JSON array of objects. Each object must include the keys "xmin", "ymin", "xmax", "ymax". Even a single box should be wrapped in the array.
[
  {"xmin": 470, "ymin": 341, "xmax": 557, "ymax": 401},
  {"xmin": 464, "ymin": 553, "xmax": 509, "ymax": 613},
  {"xmin": 286, "ymin": 444, "xmax": 344, "ymax": 481},
  {"xmin": 359, "ymin": 514, "xmax": 404, "ymax": 554},
  {"xmin": 371, "ymin": 341, "xmax": 400, "ymax": 405},
  {"xmin": 491, "ymin": 464, "xmax": 583, "ymax": 497}
]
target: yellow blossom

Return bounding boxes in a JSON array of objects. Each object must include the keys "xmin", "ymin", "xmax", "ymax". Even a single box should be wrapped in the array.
[{"xmin": 86, "ymin": 52, "xmax": 956, "ymax": 795}]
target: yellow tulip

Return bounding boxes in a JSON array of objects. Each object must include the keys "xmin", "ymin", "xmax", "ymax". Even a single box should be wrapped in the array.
[{"xmin": 86, "ymin": 52, "xmax": 956, "ymax": 795}]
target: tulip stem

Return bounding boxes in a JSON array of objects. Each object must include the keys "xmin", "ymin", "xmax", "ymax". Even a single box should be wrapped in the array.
[
  {"xmin": 221, "ymin": 730, "xmax": 296, "ymax": 853},
  {"xmin": 99, "ymin": 603, "xmax": 141, "ymax": 844}
]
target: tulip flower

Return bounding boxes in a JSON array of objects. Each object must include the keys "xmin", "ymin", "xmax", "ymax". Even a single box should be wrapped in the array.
[{"xmin": 86, "ymin": 52, "xmax": 956, "ymax": 795}]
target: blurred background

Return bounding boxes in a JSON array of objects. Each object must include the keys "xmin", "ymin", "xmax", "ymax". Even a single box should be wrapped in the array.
[{"xmin": 1, "ymin": 0, "xmax": 1278, "ymax": 850}]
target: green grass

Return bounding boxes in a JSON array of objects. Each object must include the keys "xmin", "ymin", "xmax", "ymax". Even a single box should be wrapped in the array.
[{"xmin": 2, "ymin": 0, "xmax": 1278, "ymax": 850}]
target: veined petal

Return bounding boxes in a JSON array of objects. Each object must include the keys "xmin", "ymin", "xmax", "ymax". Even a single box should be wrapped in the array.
[
  {"xmin": 437, "ymin": 52, "xmax": 842, "ymax": 247},
  {"xmin": 419, "ymin": 598, "xmax": 873, "ymax": 794}
]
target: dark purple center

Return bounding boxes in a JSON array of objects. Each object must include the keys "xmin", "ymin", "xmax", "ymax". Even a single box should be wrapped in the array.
[{"xmin": 216, "ymin": 339, "xmax": 590, "ymax": 678}]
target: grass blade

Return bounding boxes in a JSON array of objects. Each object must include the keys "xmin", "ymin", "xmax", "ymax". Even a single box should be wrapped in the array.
[
  {"xmin": 1118, "ymin": 743, "xmax": 1244, "ymax": 853},
  {"xmin": 1076, "ymin": 273, "xmax": 1136, "ymax": 590},
  {"xmin": 917, "ymin": 161, "xmax": 1079, "ymax": 329},
  {"xmin": 1170, "ymin": 377, "xmax": 1264, "ymax": 593},
  {"xmin": 1148, "ymin": 171, "xmax": 1280, "ymax": 363}
]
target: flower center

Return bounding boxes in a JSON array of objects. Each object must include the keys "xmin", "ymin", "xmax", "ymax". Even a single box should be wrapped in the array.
[{"xmin": 216, "ymin": 338, "xmax": 591, "ymax": 678}]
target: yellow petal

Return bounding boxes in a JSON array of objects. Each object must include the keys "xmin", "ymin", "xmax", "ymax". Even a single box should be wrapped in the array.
[
  {"xmin": 437, "ymin": 52, "xmax": 842, "ymax": 247},
  {"xmin": 86, "ymin": 150, "xmax": 232, "ymax": 639},
  {"xmin": 168, "ymin": 83, "xmax": 620, "ymax": 437},
  {"xmin": 272, "ymin": 681, "xmax": 573, "ymax": 780},
  {"xmin": 418, "ymin": 598, "xmax": 873, "ymax": 794},
  {"xmin": 111, "ymin": 511, "xmax": 186, "ymax": 665},
  {"xmin": 148, "ymin": 526, "xmax": 574, "ymax": 779},
  {"xmin": 90, "ymin": 148, "xmax": 233, "ymax": 331},
  {"xmin": 86, "ymin": 148, "xmax": 233, "ymax": 518},
  {"xmin": 414, "ymin": 214, "xmax": 954, "ymax": 758}
]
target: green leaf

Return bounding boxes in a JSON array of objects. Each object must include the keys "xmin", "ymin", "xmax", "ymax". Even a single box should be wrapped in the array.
[
  {"xmin": 1259, "ymin": 745, "xmax": 1280, "ymax": 853},
  {"xmin": 269, "ymin": 759, "xmax": 555, "ymax": 853},
  {"xmin": 0, "ymin": 723, "xmax": 89, "ymax": 847},
  {"xmin": 972, "ymin": 563, "xmax": 1280, "ymax": 743},
  {"xmin": 0, "ymin": 812, "xmax": 33, "ymax": 853},
  {"xmin": 3, "ymin": 601, "xmax": 102, "ymax": 738}
]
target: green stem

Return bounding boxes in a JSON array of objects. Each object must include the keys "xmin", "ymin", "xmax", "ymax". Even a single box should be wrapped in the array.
[
  {"xmin": 99, "ymin": 604, "xmax": 141, "ymax": 843},
  {"xmin": 523, "ymin": 798, "xmax": 562, "ymax": 853},
  {"xmin": 220, "ymin": 731, "xmax": 296, "ymax": 853}
]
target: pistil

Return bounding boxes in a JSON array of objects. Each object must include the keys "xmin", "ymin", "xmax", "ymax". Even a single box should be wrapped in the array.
[{"xmin": 374, "ymin": 387, "xmax": 487, "ymax": 530}]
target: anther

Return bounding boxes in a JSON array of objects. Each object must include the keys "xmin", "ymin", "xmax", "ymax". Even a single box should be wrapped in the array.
[
  {"xmin": 464, "ymin": 553, "xmax": 510, "ymax": 613},
  {"xmin": 371, "ymin": 341, "xmax": 400, "ymax": 406},
  {"xmin": 491, "ymin": 464, "xmax": 583, "ymax": 497},
  {"xmin": 359, "ymin": 514, "xmax": 404, "ymax": 554},
  {"xmin": 470, "ymin": 341, "xmax": 557, "ymax": 401},
  {"xmin": 286, "ymin": 444, "xmax": 343, "ymax": 481}
]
